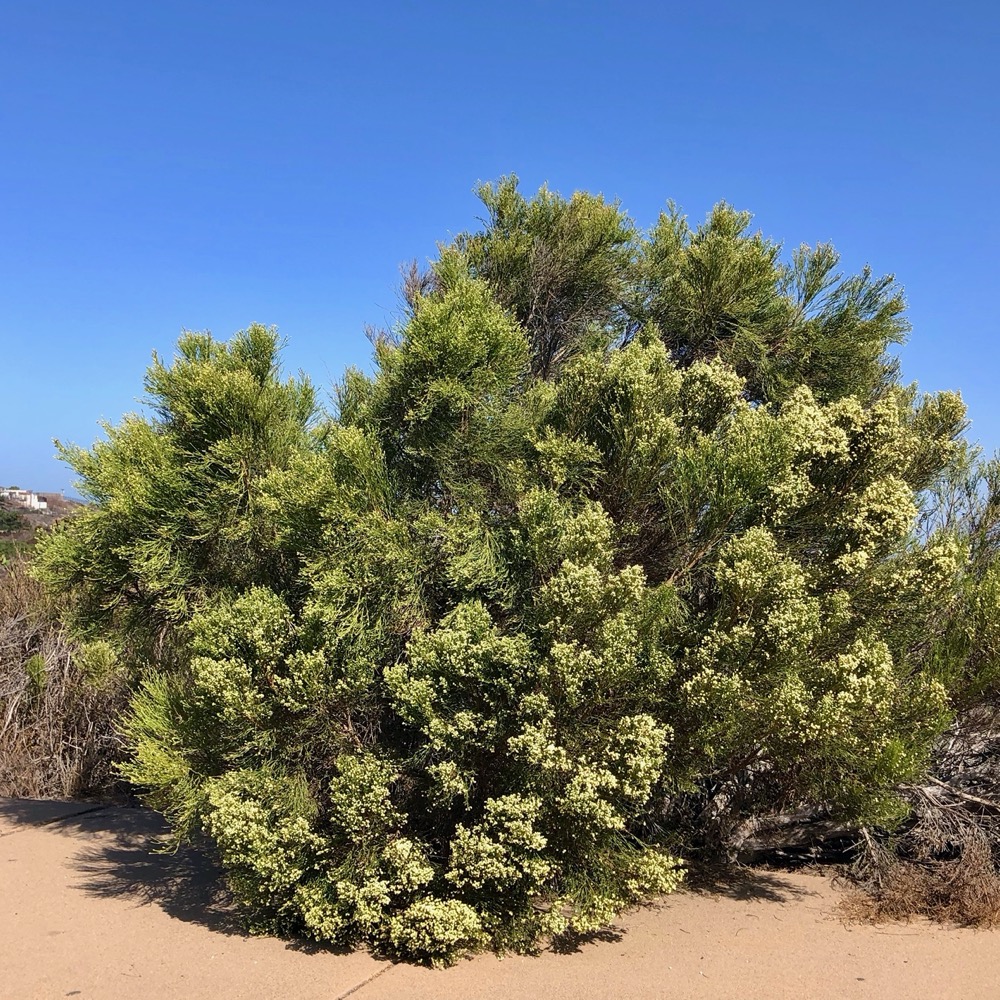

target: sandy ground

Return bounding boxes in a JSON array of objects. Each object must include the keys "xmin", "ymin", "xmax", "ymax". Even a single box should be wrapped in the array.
[{"xmin": 2, "ymin": 799, "xmax": 998, "ymax": 1000}]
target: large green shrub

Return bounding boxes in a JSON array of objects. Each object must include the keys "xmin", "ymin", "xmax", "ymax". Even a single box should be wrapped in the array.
[{"xmin": 36, "ymin": 180, "xmax": 999, "ymax": 963}]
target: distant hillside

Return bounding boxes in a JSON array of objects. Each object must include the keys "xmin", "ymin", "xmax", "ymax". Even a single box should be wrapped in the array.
[{"xmin": 0, "ymin": 490, "xmax": 85, "ymax": 555}]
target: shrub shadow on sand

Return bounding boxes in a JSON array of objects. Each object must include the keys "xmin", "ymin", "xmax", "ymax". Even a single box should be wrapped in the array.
[
  {"xmin": 682, "ymin": 863, "xmax": 819, "ymax": 903},
  {"xmin": 548, "ymin": 926, "xmax": 625, "ymax": 954},
  {"xmin": 50, "ymin": 806, "xmax": 246, "ymax": 936},
  {"xmin": 62, "ymin": 805, "xmax": 356, "ymax": 953},
  {"xmin": 0, "ymin": 798, "xmax": 113, "ymax": 829}
]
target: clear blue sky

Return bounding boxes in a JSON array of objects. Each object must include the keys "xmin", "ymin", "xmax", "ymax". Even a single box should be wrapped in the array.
[{"xmin": 2, "ymin": 1, "xmax": 998, "ymax": 494}]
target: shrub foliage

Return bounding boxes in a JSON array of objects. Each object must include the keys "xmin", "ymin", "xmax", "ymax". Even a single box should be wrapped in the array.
[{"xmin": 36, "ymin": 178, "xmax": 999, "ymax": 962}]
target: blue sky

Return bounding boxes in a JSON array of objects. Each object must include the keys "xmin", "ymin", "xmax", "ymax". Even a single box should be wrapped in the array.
[{"xmin": 2, "ymin": 1, "xmax": 998, "ymax": 494}]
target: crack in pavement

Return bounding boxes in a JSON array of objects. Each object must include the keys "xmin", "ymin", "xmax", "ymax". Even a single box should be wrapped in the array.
[
  {"xmin": 0, "ymin": 803, "xmax": 111, "ymax": 837},
  {"xmin": 333, "ymin": 961, "xmax": 395, "ymax": 999}
]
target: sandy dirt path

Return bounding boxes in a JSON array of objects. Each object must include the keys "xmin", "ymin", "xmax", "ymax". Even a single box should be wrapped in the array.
[{"xmin": 2, "ymin": 799, "xmax": 997, "ymax": 1000}]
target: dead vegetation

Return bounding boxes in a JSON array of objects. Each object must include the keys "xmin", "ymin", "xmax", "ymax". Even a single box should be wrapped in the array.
[
  {"xmin": 843, "ymin": 702, "xmax": 1000, "ymax": 926},
  {"xmin": 0, "ymin": 558, "xmax": 125, "ymax": 799}
]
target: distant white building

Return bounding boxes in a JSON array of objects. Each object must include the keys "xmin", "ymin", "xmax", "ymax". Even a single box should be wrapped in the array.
[{"xmin": 1, "ymin": 488, "xmax": 48, "ymax": 511}]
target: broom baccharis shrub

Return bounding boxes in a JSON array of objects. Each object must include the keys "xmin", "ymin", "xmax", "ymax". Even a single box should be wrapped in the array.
[{"xmin": 37, "ymin": 180, "xmax": 994, "ymax": 963}]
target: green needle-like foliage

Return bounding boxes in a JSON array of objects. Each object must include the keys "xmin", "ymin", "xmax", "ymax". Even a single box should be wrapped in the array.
[
  {"xmin": 36, "ymin": 180, "xmax": 1000, "ymax": 963},
  {"xmin": 35, "ymin": 325, "xmax": 316, "ymax": 660}
]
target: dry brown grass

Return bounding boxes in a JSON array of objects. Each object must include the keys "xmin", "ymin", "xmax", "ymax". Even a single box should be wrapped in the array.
[
  {"xmin": 841, "ymin": 840, "xmax": 1000, "ymax": 927},
  {"xmin": 0, "ymin": 558, "xmax": 126, "ymax": 798},
  {"xmin": 842, "ymin": 702, "xmax": 1000, "ymax": 928}
]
